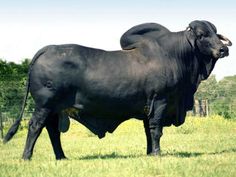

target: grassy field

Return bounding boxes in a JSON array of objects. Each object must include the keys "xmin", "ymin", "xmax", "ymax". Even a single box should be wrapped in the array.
[{"xmin": 0, "ymin": 116, "xmax": 236, "ymax": 177}]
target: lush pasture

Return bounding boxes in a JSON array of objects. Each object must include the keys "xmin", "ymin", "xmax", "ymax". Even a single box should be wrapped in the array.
[{"xmin": 0, "ymin": 116, "xmax": 236, "ymax": 177}]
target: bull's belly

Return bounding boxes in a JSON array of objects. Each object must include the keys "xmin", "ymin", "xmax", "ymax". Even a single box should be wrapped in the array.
[
  {"xmin": 63, "ymin": 98, "xmax": 146, "ymax": 138},
  {"xmin": 79, "ymin": 97, "xmax": 146, "ymax": 119}
]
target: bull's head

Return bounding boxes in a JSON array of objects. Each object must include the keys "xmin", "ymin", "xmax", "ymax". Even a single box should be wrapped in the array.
[{"xmin": 187, "ymin": 20, "xmax": 232, "ymax": 59}]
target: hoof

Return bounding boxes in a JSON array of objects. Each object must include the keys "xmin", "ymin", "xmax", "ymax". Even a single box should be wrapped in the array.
[
  {"xmin": 22, "ymin": 156, "xmax": 31, "ymax": 161},
  {"xmin": 56, "ymin": 156, "xmax": 67, "ymax": 160},
  {"xmin": 22, "ymin": 152, "xmax": 32, "ymax": 160},
  {"xmin": 147, "ymin": 150, "xmax": 161, "ymax": 156}
]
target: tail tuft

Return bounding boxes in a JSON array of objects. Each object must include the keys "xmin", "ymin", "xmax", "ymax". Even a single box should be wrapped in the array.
[{"xmin": 3, "ymin": 119, "xmax": 21, "ymax": 143}]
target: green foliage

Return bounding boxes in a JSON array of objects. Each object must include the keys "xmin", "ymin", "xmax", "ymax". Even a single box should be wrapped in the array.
[
  {"xmin": 0, "ymin": 59, "xmax": 34, "ymax": 119},
  {"xmin": 195, "ymin": 75, "xmax": 218, "ymax": 101},
  {"xmin": 214, "ymin": 76, "xmax": 236, "ymax": 119},
  {"xmin": 195, "ymin": 75, "xmax": 236, "ymax": 119},
  {"xmin": 0, "ymin": 117, "xmax": 236, "ymax": 177}
]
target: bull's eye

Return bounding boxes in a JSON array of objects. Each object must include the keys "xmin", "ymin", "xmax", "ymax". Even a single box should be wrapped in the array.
[{"xmin": 198, "ymin": 34, "xmax": 203, "ymax": 40}]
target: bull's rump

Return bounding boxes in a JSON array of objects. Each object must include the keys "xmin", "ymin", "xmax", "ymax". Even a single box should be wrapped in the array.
[{"xmin": 29, "ymin": 44, "xmax": 147, "ymax": 115}]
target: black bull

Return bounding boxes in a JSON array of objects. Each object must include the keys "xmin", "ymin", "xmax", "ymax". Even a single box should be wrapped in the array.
[{"xmin": 4, "ymin": 20, "xmax": 232, "ymax": 160}]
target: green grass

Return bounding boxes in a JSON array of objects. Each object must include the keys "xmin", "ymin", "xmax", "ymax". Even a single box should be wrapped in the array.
[{"xmin": 0, "ymin": 116, "xmax": 236, "ymax": 177}]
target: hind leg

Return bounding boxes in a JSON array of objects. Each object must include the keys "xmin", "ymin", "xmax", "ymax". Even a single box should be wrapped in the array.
[
  {"xmin": 46, "ymin": 113, "xmax": 66, "ymax": 160},
  {"xmin": 22, "ymin": 107, "xmax": 50, "ymax": 160}
]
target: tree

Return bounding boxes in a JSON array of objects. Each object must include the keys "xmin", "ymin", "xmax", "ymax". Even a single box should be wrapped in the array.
[
  {"xmin": 0, "ymin": 59, "xmax": 33, "ymax": 119},
  {"xmin": 195, "ymin": 75, "xmax": 236, "ymax": 119},
  {"xmin": 195, "ymin": 75, "xmax": 218, "ymax": 101},
  {"xmin": 213, "ymin": 76, "xmax": 236, "ymax": 118}
]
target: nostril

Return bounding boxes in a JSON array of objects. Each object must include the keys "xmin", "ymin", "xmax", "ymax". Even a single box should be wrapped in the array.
[{"xmin": 219, "ymin": 47, "xmax": 225, "ymax": 54}]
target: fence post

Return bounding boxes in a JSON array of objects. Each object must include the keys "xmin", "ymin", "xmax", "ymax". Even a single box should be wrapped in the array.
[
  {"xmin": 193, "ymin": 99, "xmax": 209, "ymax": 117},
  {"xmin": 0, "ymin": 111, "xmax": 3, "ymax": 139},
  {"xmin": 193, "ymin": 100, "xmax": 200, "ymax": 116},
  {"xmin": 205, "ymin": 99, "xmax": 209, "ymax": 117}
]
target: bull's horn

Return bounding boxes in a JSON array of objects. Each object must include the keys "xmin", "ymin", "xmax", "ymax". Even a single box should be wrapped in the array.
[
  {"xmin": 186, "ymin": 26, "xmax": 191, "ymax": 31},
  {"xmin": 217, "ymin": 34, "xmax": 232, "ymax": 46}
]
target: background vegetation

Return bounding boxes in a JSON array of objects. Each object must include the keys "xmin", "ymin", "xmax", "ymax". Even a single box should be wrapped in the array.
[
  {"xmin": 0, "ymin": 59, "xmax": 34, "ymax": 121},
  {"xmin": 195, "ymin": 75, "xmax": 236, "ymax": 119}
]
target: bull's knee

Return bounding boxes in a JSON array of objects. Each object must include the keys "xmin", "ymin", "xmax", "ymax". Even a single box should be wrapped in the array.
[
  {"xmin": 29, "ymin": 108, "xmax": 50, "ymax": 129},
  {"xmin": 28, "ymin": 118, "xmax": 44, "ymax": 133}
]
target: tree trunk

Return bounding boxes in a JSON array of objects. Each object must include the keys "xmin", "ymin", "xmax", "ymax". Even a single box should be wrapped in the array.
[{"xmin": 0, "ymin": 111, "xmax": 3, "ymax": 139}]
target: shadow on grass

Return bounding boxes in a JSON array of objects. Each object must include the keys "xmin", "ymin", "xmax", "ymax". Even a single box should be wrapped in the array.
[
  {"xmin": 163, "ymin": 148, "xmax": 236, "ymax": 158},
  {"xmin": 78, "ymin": 148, "xmax": 236, "ymax": 160},
  {"xmin": 79, "ymin": 152, "xmax": 142, "ymax": 160}
]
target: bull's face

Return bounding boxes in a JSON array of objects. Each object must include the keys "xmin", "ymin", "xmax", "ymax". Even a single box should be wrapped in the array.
[{"xmin": 188, "ymin": 20, "xmax": 232, "ymax": 59}]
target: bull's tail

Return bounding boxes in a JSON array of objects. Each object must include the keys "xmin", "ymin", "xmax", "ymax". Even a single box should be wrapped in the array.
[
  {"xmin": 3, "ymin": 77, "xmax": 30, "ymax": 143},
  {"xmin": 3, "ymin": 47, "xmax": 48, "ymax": 143}
]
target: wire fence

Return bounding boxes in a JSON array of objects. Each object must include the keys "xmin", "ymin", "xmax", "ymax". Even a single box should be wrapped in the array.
[{"xmin": 1, "ymin": 75, "xmax": 236, "ymax": 139}]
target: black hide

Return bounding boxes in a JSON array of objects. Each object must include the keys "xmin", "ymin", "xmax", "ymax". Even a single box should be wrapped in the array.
[
  {"xmin": 29, "ymin": 20, "xmax": 227, "ymax": 135},
  {"xmin": 4, "ymin": 20, "xmax": 231, "ymax": 160}
]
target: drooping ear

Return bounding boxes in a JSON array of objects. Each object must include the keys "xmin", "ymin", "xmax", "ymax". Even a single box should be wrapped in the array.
[
  {"xmin": 120, "ymin": 23, "xmax": 170, "ymax": 50},
  {"xmin": 188, "ymin": 20, "xmax": 201, "ymax": 32},
  {"xmin": 186, "ymin": 20, "xmax": 213, "ymax": 48},
  {"xmin": 186, "ymin": 22, "xmax": 198, "ymax": 48}
]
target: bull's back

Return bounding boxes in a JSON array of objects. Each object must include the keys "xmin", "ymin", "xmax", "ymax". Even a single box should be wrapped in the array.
[{"xmin": 29, "ymin": 44, "xmax": 147, "ymax": 115}]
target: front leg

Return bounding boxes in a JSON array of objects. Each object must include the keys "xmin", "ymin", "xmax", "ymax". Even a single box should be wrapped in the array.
[
  {"xmin": 143, "ymin": 120, "xmax": 163, "ymax": 155},
  {"xmin": 143, "ymin": 96, "xmax": 166, "ymax": 156}
]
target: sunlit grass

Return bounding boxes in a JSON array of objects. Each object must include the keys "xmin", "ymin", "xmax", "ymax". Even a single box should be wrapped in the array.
[{"xmin": 0, "ymin": 116, "xmax": 236, "ymax": 177}]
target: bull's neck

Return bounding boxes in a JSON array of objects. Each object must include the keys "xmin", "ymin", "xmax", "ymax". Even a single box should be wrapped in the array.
[
  {"xmin": 169, "ymin": 31, "xmax": 217, "ymax": 81},
  {"xmin": 160, "ymin": 31, "xmax": 217, "ymax": 84},
  {"xmin": 161, "ymin": 31, "xmax": 194, "ymax": 61},
  {"xmin": 159, "ymin": 31, "xmax": 201, "ymax": 84}
]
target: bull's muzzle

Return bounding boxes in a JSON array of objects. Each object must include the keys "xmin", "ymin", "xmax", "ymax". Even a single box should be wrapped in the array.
[
  {"xmin": 216, "ymin": 34, "xmax": 232, "ymax": 58},
  {"xmin": 219, "ymin": 45, "xmax": 229, "ymax": 58}
]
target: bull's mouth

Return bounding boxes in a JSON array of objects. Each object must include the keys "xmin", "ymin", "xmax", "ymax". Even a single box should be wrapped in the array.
[
  {"xmin": 219, "ymin": 51, "xmax": 229, "ymax": 59},
  {"xmin": 219, "ymin": 51, "xmax": 229, "ymax": 58},
  {"xmin": 213, "ymin": 52, "xmax": 228, "ymax": 59}
]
